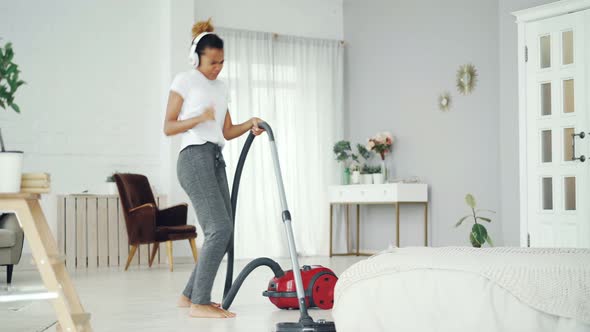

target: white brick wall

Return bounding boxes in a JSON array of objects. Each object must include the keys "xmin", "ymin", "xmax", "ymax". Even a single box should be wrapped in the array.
[
  {"xmin": 1, "ymin": 0, "xmax": 345, "ymax": 258},
  {"xmin": 0, "ymin": 0, "xmax": 191, "ymax": 254}
]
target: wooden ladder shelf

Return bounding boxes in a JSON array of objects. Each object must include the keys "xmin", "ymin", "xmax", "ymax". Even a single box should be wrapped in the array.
[{"xmin": 0, "ymin": 193, "xmax": 93, "ymax": 332}]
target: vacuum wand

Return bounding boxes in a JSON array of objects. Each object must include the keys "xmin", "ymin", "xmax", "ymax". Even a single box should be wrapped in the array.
[{"xmin": 257, "ymin": 121, "xmax": 312, "ymax": 322}]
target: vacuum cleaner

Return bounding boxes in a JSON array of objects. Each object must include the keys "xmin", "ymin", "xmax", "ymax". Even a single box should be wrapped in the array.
[{"xmin": 221, "ymin": 122, "xmax": 338, "ymax": 332}]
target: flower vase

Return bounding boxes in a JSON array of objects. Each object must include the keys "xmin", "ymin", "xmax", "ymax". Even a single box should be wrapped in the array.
[
  {"xmin": 372, "ymin": 172, "xmax": 384, "ymax": 184},
  {"xmin": 361, "ymin": 174, "xmax": 372, "ymax": 184},
  {"xmin": 0, "ymin": 151, "xmax": 23, "ymax": 193},
  {"xmin": 342, "ymin": 167, "xmax": 350, "ymax": 185},
  {"xmin": 351, "ymin": 170, "xmax": 360, "ymax": 184},
  {"xmin": 380, "ymin": 159, "xmax": 387, "ymax": 182}
]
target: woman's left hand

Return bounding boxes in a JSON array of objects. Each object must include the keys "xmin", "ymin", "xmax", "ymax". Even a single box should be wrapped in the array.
[{"xmin": 250, "ymin": 117, "xmax": 265, "ymax": 136}]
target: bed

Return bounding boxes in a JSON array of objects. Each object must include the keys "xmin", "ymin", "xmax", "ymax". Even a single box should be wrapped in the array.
[{"xmin": 332, "ymin": 247, "xmax": 590, "ymax": 332}]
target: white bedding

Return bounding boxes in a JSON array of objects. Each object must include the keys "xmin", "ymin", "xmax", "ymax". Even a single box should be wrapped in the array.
[{"xmin": 332, "ymin": 247, "xmax": 590, "ymax": 332}]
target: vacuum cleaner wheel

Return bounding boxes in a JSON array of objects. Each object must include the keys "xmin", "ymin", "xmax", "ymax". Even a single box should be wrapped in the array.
[{"xmin": 311, "ymin": 273, "xmax": 338, "ymax": 310}]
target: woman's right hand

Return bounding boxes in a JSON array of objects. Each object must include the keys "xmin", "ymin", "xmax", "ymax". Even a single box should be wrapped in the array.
[
  {"xmin": 250, "ymin": 117, "xmax": 265, "ymax": 136},
  {"xmin": 201, "ymin": 106, "xmax": 216, "ymax": 122}
]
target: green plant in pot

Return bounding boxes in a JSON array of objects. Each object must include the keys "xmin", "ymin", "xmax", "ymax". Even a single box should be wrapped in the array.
[
  {"xmin": 0, "ymin": 41, "xmax": 26, "ymax": 193},
  {"xmin": 333, "ymin": 140, "xmax": 357, "ymax": 185},
  {"xmin": 455, "ymin": 194, "xmax": 495, "ymax": 247},
  {"xmin": 369, "ymin": 165, "xmax": 384, "ymax": 184},
  {"xmin": 356, "ymin": 144, "xmax": 373, "ymax": 169}
]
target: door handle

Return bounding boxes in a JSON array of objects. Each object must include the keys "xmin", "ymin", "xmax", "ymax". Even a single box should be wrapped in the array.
[{"xmin": 572, "ymin": 131, "xmax": 586, "ymax": 162}]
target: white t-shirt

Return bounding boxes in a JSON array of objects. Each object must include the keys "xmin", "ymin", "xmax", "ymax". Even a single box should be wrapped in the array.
[{"xmin": 169, "ymin": 69, "xmax": 230, "ymax": 152}]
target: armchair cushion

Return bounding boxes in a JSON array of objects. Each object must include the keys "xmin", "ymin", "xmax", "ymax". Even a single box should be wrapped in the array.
[
  {"xmin": 0, "ymin": 229, "xmax": 16, "ymax": 248},
  {"xmin": 155, "ymin": 225, "xmax": 197, "ymax": 242},
  {"xmin": 0, "ymin": 214, "xmax": 24, "ymax": 265},
  {"xmin": 157, "ymin": 204, "xmax": 188, "ymax": 227}
]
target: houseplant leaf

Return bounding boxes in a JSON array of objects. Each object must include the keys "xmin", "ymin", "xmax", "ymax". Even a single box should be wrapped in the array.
[
  {"xmin": 5, "ymin": 43, "xmax": 13, "ymax": 62},
  {"xmin": 476, "ymin": 209, "xmax": 496, "ymax": 214},
  {"xmin": 476, "ymin": 217, "xmax": 492, "ymax": 223},
  {"xmin": 469, "ymin": 233, "xmax": 481, "ymax": 248},
  {"xmin": 455, "ymin": 215, "xmax": 471, "ymax": 227},
  {"xmin": 471, "ymin": 223, "xmax": 487, "ymax": 247},
  {"xmin": 465, "ymin": 194, "xmax": 476, "ymax": 208},
  {"xmin": 486, "ymin": 234, "xmax": 494, "ymax": 247},
  {"xmin": 6, "ymin": 64, "xmax": 16, "ymax": 75}
]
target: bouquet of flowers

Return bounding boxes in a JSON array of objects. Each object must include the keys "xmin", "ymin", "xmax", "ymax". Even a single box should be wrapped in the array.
[{"xmin": 367, "ymin": 132, "xmax": 393, "ymax": 160}]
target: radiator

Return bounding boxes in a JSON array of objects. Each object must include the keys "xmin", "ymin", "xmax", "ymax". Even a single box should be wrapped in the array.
[{"xmin": 57, "ymin": 194, "xmax": 167, "ymax": 269}]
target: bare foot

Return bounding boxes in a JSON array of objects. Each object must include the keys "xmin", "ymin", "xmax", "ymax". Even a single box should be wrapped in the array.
[
  {"xmin": 189, "ymin": 304, "xmax": 236, "ymax": 318},
  {"xmin": 177, "ymin": 295, "xmax": 221, "ymax": 308},
  {"xmin": 177, "ymin": 295, "xmax": 191, "ymax": 308}
]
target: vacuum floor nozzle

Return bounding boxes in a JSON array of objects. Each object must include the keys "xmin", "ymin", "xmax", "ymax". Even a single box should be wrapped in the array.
[{"xmin": 276, "ymin": 319, "xmax": 337, "ymax": 332}]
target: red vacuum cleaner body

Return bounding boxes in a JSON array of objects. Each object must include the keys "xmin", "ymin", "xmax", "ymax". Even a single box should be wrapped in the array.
[{"xmin": 263, "ymin": 265, "xmax": 338, "ymax": 310}]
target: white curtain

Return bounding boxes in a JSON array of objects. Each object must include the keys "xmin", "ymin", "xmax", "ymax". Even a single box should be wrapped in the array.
[{"xmin": 217, "ymin": 28, "xmax": 344, "ymax": 259}]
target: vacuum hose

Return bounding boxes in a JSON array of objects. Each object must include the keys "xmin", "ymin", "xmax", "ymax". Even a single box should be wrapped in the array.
[
  {"xmin": 222, "ymin": 129, "xmax": 285, "ymax": 310},
  {"xmin": 222, "ymin": 132, "xmax": 255, "ymax": 300},
  {"xmin": 222, "ymin": 257, "xmax": 284, "ymax": 310}
]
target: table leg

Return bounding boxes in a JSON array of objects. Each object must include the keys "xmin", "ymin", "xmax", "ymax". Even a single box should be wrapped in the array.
[
  {"xmin": 346, "ymin": 204, "xmax": 350, "ymax": 254},
  {"xmin": 396, "ymin": 203, "xmax": 400, "ymax": 247},
  {"xmin": 424, "ymin": 202, "xmax": 428, "ymax": 246},
  {"xmin": 356, "ymin": 204, "xmax": 360, "ymax": 256},
  {"xmin": 329, "ymin": 204, "xmax": 333, "ymax": 257}
]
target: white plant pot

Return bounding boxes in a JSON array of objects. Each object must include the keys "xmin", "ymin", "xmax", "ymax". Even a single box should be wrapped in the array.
[
  {"xmin": 351, "ymin": 171, "xmax": 360, "ymax": 184},
  {"xmin": 372, "ymin": 173, "xmax": 384, "ymax": 185},
  {"xmin": 0, "ymin": 151, "xmax": 24, "ymax": 193},
  {"xmin": 361, "ymin": 174, "xmax": 373, "ymax": 185}
]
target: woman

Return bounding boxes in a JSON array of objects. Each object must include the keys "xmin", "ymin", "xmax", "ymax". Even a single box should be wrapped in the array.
[{"xmin": 163, "ymin": 19, "xmax": 263, "ymax": 319}]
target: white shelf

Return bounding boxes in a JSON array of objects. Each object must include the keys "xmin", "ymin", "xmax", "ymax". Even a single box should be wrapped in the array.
[
  {"xmin": 0, "ymin": 286, "xmax": 58, "ymax": 303},
  {"xmin": 329, "ymin": 183, "xmax": 428, "ymax": 203}
]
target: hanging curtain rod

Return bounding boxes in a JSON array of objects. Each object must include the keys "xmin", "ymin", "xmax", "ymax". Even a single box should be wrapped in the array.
[
  {"xmin": 270, "ymin": 32, "xmax": 346, "ymax": 46},
  {"xmin": 216, "ymin": 27, "xmax": 346, "ymax": 46}
]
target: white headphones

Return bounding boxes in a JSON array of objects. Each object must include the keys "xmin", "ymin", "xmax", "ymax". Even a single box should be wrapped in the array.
[{"xmin": 188, "ymin": 32, "xmax": 212, "ymax": 68}]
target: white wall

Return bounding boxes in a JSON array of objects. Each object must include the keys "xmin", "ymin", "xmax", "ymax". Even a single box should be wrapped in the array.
[
  {"xmin": 1, "ymin": 0, "xmax": 549, "ymax": 256},
  {"xmin": 0, "ymin": 0, "xmax": 343, "ymax": 257},
  {"xmin": 498, "ymin": 0, "xmax": 556, "ymax": 246},
  {"xmin": 0, "ymin": 0, "xmax": 191, "ymax": 255},
  {"xmin": 194, "ymin": 0, "xmax": 344, "ymax": 40},
  {"xmin": 343, "ymin": 0, "xmax": 502, "ymax": 249}
]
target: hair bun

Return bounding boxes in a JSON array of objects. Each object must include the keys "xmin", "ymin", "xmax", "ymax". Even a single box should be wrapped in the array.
[{"xmin": 192, "ymin": 18, "xmax": 214, "ymax": 38}]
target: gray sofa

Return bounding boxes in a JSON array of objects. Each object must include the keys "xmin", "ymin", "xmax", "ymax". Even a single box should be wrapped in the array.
[{"xmin": 0, "ymin": 213, "xmax": 24, "ymax": 284}]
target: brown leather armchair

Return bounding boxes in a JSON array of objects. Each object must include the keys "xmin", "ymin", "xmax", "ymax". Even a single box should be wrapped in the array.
[{"xmin": 114, "ymin": 173, "xmax": 198, "ymax": 271}]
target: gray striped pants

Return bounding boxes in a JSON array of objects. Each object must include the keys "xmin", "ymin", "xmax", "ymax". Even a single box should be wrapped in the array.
[{"xmin": 177, "ymin": 142, "xmax": 232, "ymax": 305}]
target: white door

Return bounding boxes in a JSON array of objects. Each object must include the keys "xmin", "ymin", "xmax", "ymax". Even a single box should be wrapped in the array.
[{"xmin": 525, "ymin": 10, "xmax": 590, "ymax": 248}]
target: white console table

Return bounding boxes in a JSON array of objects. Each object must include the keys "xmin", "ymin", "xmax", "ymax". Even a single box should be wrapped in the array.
[{"xmin": 328, "ymin": 183, "xmax": 429, "ymax": 256}]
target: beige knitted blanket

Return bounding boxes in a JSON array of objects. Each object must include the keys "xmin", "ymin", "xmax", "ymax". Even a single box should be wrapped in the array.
[{"xmin": 334, "ymin": 247, "xmax": 590, "ymax": 324}]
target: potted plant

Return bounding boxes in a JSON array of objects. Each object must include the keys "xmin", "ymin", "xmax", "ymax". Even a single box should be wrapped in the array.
[
  {"xmin": 360, "ymin": 164, "xmax": 372, "ymax": 184},
  {"xmin": 455, "ymin": 194, "xmax": 495, "ymax": 247},
  {"xmin": 367, "ymin": 132, "xmax": 393, "ymax": 181},
  {"xmin": 350, "ymin": 163, "xmax": 361, "ymax": 184},
  {"xmin": 0, "ymin": 41, "xmax": 26, "ymax": 193},
  {"xmin": 355, "ymin": 144, "xmax": 373, "ymax": 184},
  {"xmin": 333, "ymin": 140, "xmax": 357, "ymax": 185},
  {"xmin": 370, "ymin": 165, "xmax": 384, "ymax": 184}
]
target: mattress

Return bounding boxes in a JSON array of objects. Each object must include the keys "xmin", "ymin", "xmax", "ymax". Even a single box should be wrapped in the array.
[{"xmin": 332, "ymin": 247, "xmax": 590, "ymax": 332}]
